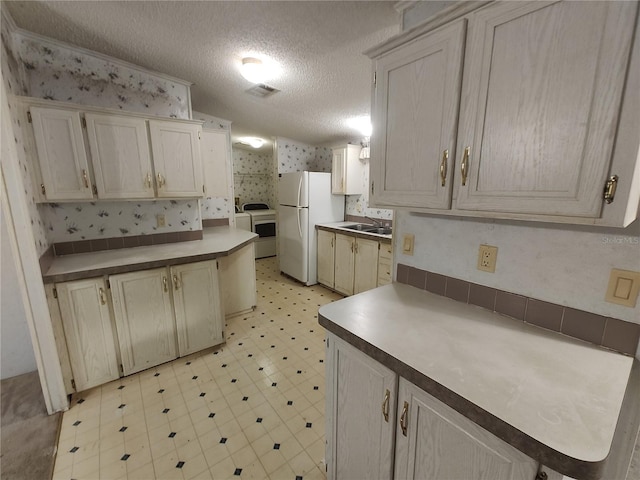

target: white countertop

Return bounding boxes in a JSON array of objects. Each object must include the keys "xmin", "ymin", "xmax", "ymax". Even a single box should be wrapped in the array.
[
  {"xmin": 44, "ymin": 227, "xmax": 257, "ymax": 282},
  {"xmin": 318, "ymin": 283, "xmax": 634, "ymax": 468}
]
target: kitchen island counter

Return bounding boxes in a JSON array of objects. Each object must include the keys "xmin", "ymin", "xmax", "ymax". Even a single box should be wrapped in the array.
[
  {"xmin": 43, "ymin": 227, "xmax": 257, "ymax": 283},
  {"xmin": 319, "ymin": 283, "xmax": 640, "ymax": 479}
]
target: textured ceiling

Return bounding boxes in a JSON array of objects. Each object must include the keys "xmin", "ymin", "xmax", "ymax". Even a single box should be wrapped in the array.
[{"xmin": 4, "ymin": 0, "xmax": 400, "ymax": 151}]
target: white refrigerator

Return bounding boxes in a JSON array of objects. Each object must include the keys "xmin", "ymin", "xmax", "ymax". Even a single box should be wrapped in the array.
[{"xmin": 278, "ymin": 172, "xmax": 344, "ymax": 285}]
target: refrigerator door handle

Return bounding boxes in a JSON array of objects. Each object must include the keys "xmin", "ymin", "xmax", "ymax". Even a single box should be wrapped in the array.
[
  {"xmin": 297, "ymin": 207, "xmax": 303, "ymax": 239},
  {"xmin": 297, "ymin": 176, "xmax": 303, "ymax": 207}
]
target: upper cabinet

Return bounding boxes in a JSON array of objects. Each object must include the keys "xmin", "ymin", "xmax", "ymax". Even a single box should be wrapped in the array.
[
  {"xmin": 21, "ymin": 99, "xmax": 205, "ymax": 202},
  {"xmin": 85, "ymin": 113, "xmax": 154, "ymax": 199},
  {"xmin": 369, "ymin": 1, "xmax": 640, "ymax": 226},
  {"xmin": 149, "ymin": 120, "xmax": 203, "ymax": 198},
  {"xmin": 332, "ymin": 144, "xmax": 365, "ymax": 195},
  {"xmin": 30, "ymin": 107, "xmax": 94, "ymax": 201},
  {"xmin": 201, "ymin": 128, "xmax": 231, "ymax": 198}
]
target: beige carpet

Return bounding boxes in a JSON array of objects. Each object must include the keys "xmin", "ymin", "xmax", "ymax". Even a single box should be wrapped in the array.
[{"xmin": 1, "ymin": 371, "xmax": 61, "ymax": 480}]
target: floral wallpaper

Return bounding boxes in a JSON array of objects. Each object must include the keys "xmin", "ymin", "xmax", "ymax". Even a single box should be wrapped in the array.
[
  {"xmin": 345, "ymin": 158, "xmax": 393, "ymax": 221},
  {"xmin": 2, "ymin": 14, "xmax": 50, "ymax": 256},
  {"xmin": 276, "ymin": 137, "xmax": 332, "ymax": 174},
  {"xmin": 16, "ymin": 33, "xmax": 191, "ymax": 119},
  {"xmin": 233, "ymin": 147, "xmax": 275, "ymax": 208},
  {"xmin": 193, "ymin": 111, "xmax": 234, "ymax": 220},
  {"xmin": 41, "ymin": 200, "xmax": 201, "ymax": 243}
]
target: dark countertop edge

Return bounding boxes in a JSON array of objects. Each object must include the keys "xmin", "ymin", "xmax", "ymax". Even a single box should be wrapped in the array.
[
  {"xmin": 319, "ymin": 312, "xmax": 616, "ymax": 480},
  {"xmin": 316, "ymin": 224, "xmax": 392, "ymax": 244},
  {"xmin": 42, "ymin": 237, "xmax": 255, "ymax": 284}
]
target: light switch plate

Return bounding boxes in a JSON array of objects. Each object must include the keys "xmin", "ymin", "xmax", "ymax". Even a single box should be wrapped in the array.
[
  {"xmin": 402, "ymin": 234, "xmax": 414, "ymax": 256},
  {"xmin": 605, "ymin": 268, "xmax": 640, "ymax": 307}
]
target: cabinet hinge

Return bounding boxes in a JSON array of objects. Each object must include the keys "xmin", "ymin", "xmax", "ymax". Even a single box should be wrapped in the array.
[
  {"xmin": 198, "ymin": 131, "xmax": 201, "ymax": 140},
  {"xmin": 41, "ymin": 184, "xmax": 46, "ymax": 195},
  {"xmin": 203, "ymin": 185, "xmax": 205, "ymax": 194},
  {"xmin": 92, "ymin": 184, "xmax": 98, "ymax": 195},
  {"xmin": 71, "ymin": 378, "xmax": 76, "ymax": 390},
  {"xmin": 119, "ymin": 364, "xmax": 124, "ymax": 374},
  {"xmin": 371, "ymin": 181, "xmax": 374, "ymax": 195},
  {"xmin": 216, "ymin": 261, "xmax": 219, "ymax": 270},
  {"xmin": 378, "ymin": 243, "xmax": 381, "ymax": 250},
  {"xmin": 52, "ymin": 287, "xmax": 58, "ymax": 299},
  {"xmin": 81, "ymin": 117, "xmax": 87, "ymax": 128},
  {"xmin": 27, "ymin": 111, "xmax": 32, "ymax": 123},
  {"xmin": 373, "ymin": 72, "xmax": 377, "ymax": 86},
  {"xmin": 603, "ymin": 175, "xmax": 618, "ymax": 204},
  {"xmin": 106, "ymin": 279, "xmax": 111, "ymax": 289}
]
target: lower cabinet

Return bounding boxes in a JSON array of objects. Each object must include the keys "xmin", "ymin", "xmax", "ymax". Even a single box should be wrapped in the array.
[
  {"xmin": 109, "ymin": 268, "xmax": 178, "ymax": 376},
  {"xmin": 54, "ymin": 259, "xmax": 225, "ymax": 389},
  {"xmin": 56, "ymin": 278, "xmax": 120, "ymax": 391},
  {"xmin": 170, "ymin": 260, "xmax": 224, "ymax": 357},
  {"xmin": 326, "ymin": 333, "xmax": 557, "ymax": 480},
  {"xmin": 331, "ymin": 233, "xmax": 382, "ymax": 296},
  {"xmin": 317, "ymin": 229, "xmax": 336, "ymax": 289},
  {"xmin": 218, "ymin": 243, "xmax": 257, "ymax": 317}
]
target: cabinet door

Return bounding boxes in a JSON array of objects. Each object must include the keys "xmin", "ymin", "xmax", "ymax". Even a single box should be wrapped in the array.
[
  {"xmin": 202, "ymin": 128, "xmax": 230, "ymax": 198},
  {"xmin": 377, "ymin": 243, "xmax": 393, "ymax": 287},
  {"xmin": 317, "ymin": 230, "xmax": 336, "ymax": 289},
  {"xmin": 326, "ymin": 334, "xmax": 397, "ymax": 480},
  {"xmin": 219, "ymin": 243, "xmax": 257, "ymax": 318},
  {"xmin": 394, "ymin": 378, "xmax": 538, "ymax": 480},
  {"xmin": 332, "ymin": 147, "xmax": 346, "ymax": 194},
  {"xmin": 56, "ymin": 278, "xmax": 119, "ymax": 391},
  {"xmin": 149, "ymin": 120, "xmax": 203, "ymax": 198},
  {"xmin": 110, "ymin": 268, "xmax": 177, "ymax": 375},
  {"xmin": 371, "ymin": 20, "xmax": 465, "ymax": 209},
  {"xmin": 354, "ymin": 238, "xmax": 379, "ymax": 294},
  {"xmin": 30, "ymin": 107, "xmax": 94, "ymax": 200},
  {"xmin": 334, "ymin": 233, "xmax": 355, "ymax": 296},
  {"xmin": 455, "ymin": 1, "xmax": 638, "ymax": 217},
  {"xmin": 85, "ymin": 113, "xmax": 155, "ymax": 199},
  {"xmin": 170, "ymin": 261, "xmax": 224, "ymax": 356}
]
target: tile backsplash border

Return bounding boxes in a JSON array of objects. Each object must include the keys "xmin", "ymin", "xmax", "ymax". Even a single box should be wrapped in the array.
[
  {"xmin": 52, "ymin": 230, "xmax": 203, "ymax": 257},
  {"xmin": 396, "ymin": 263, "xmax": 640, "ymax": 356}
]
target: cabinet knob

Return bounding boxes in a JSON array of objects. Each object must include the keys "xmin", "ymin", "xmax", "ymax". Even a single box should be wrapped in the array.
[{"xmin": 98, "ymin": 288, "xmax": 107, "ymax": 305}]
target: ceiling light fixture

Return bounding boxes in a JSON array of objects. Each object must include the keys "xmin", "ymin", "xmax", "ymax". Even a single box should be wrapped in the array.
[
  {"xmin": 239, "ymin": 137, "xmax": 265, "ymax": 148},
  {"xmin": 348, "ymin": 116, "xmax": 372, "ymax": 137},
  {"xmin": 241, "ymin": 57, "xmax": 267, "ymax": 84}
]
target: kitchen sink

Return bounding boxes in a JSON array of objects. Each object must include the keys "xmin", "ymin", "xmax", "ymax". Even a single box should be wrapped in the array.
[{"xmin": 343, "ymin": 224, "xmax": 392, "ymax": 235}]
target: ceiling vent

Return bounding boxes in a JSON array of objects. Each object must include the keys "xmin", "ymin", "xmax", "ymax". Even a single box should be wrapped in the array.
[{"xmin": 246, "ymin": 83, "xmax": 280, "ymax": 98}]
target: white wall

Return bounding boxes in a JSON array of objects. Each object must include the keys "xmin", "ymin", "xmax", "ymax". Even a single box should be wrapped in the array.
[
  {"xmin": 395, "ymin": 211, "xmax": 640, "ymax": 324},
  {"xmin": 1, "ymin": 198, "xmax": 37, "ymax": 379}
]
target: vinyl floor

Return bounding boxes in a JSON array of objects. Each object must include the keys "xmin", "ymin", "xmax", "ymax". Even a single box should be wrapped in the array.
[{"xmin": 52, "ymin": 256, "xmax": 342, "ymax": 480}]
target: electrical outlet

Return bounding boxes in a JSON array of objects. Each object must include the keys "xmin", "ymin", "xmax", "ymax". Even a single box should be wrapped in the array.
[
  {"xmin": 156, "ymin": 214, "xmax": 166, "ymax": 228},
  {"xmin": 477, "ymin": 244, "xmax": 498, "ymax": 273}
]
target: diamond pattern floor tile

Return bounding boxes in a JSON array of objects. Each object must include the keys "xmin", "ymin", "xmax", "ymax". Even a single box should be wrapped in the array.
[{"xmin": 52, "ymin": 257, "xmax": 342, "ymax": 479}]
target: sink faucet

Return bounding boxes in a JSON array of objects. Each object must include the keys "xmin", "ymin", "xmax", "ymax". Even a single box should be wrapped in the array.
[{"xmin": 365, "ymin": 216, "xmax": 383, "ymax": 227}]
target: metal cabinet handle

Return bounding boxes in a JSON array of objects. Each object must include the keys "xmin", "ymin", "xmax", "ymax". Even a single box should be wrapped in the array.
[
  {"xmin": 400, "ymin": 401, "xmax": 409, "ymax": 436},
  {"xmin": 440, "ymin": 149, "xmax": 448, "ymax": 187},
  {"xmin": 145, "ymin": 173, "xmax": 153, "ymax": 189},
  {"xmin": 331, "ymin": 237, "xmax": 334, "ymax": 248},
  {"xmin": 98, "ymin": 288, "xmax": 107, "ymax": 305},
  {"xmin": 82, "ymin": 169, "xmax": 89, "ymax": 188},
  {"xmin": 162, "ymin": 276, "xmax": 168, "ymax": 292},
  {"xmin": 460, "ymin": 146, "xmax": 470, "ymax": 186},
  {"xmin": 351, "ymin": 240, "xmax": 354, "ymax": 253},
  {"xmin": 382, "ymin": 389, "xmax": 390, "ymax": 422},
  {"xmin": 157, "ymin": 173, "xmax": 165, "ymax": 188},
  {"xmin": 355, "ymin": 241, "xmax": 358, "ymax": 254},
  {"xmin": 172, "ymin": 274, "xmax": 181, "ymax": 290}
]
